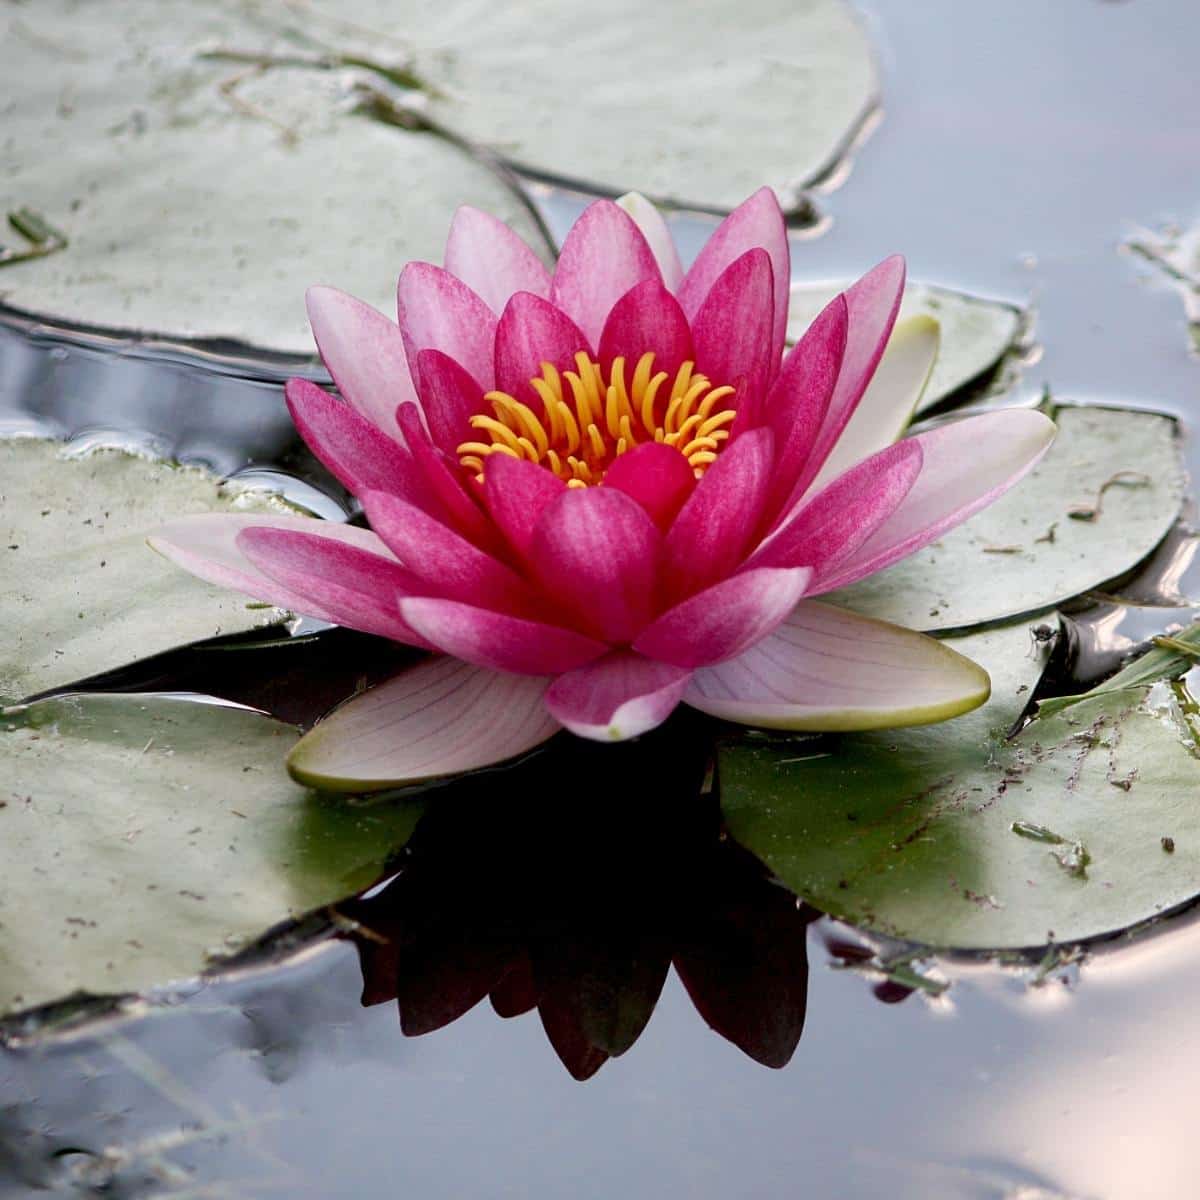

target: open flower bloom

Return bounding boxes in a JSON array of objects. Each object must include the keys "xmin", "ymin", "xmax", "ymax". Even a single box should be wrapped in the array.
[{"xmin": 152, "ymin": 189, "xmax": 1055, "ymax": 789}]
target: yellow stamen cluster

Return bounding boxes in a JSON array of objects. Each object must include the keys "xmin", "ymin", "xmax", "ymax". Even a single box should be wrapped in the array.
[{"xmin": 457, "ymin": 351, "xmax": 737, "ymax": 488}]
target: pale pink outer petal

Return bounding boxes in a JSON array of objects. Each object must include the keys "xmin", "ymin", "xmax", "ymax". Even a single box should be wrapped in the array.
[
  {"xmin": 482, "ymin": 453, "xmax": 567, "ymax": 560},
  {"xmin": 443, "ymin": 205, "xmax": 552, "ymax": 314},
  {"xmin": 690, "ymin": 249, "xmax": 775, "ymax": 422},
  {"xmin": 779, "ymin": 257, "xmax": 907, "ymax": 512},
  {"xmin": 236, "ymin": 526, "xmax": 431, "ymax": 646},
  {"xmin": 285, "ymin": 378, "xmax": 419, "ymax": 502},
  {"xmin": 602, "ymin": 442, "xmax": 696, "ymax": 531},
  {"xmin": 816, "ymin": 408, "xmax": 1058, "ymax": 595},
  {"xmin": 678, "ymin": 187, "xmax": 790, "ymax": 371},
  {"xmin": 616, "ymin": 193, "xmax": 685, "ymax": 293},
  {"xmin": 286, "ymin": 657, "xmax": 561, "ymax": 791},
  {"xmin": 529, "ymin": 487, "xmax": 662, "ymax": 644},
  {"xmin": 663, "ymin": 428, "xmax": 775, "ymax": 600},
  {"xmin": 397, "ymin": 262, "xmax": 498, "ymax": 391},
  {"xmin": 633, "ymin": 566, "xmax": 813, "ymax": 669},
  {"xmin": 550, "ymin": 200, "xmax": 661, "ymax": 349},
  {"xmin": 398, "ymin": 597, "xmax": 607, "ymax": 675},
  {"xmin": 749, "ymin": 439, "xmax": 924, "ymax": 579},
  {"xmin": 685, "ymin": 600, "xmax": 991, "ymax": 731},
  {"xmin": 306, "ymin": 286, "xmax": 415, "ymax": 442},
  {"xmin": 544, "ymin": 650, "xmax": 692, "ymax": 742},
  {"xmin": 596, "ymin": 278, "xmax": 694, "ymax": 377},
  {"xmin": 361, "ymin": 490, "xmax": 538, "ymax": 616},
  {"xmin": 805, "ymin": 315, "xmax": 940, "ymax": 494},
  {"xmin": 148, "ymin": 513, "xmax": 403, "ymax": 625},
  {"xmin": 494, "ymin": 292, "xmax": 592, "ymax": 404},
  {"xmin": 414, "ymin": 349, "xmax": 488, "ymax": 459}
]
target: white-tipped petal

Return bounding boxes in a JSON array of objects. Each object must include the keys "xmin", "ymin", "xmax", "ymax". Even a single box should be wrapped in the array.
[{"xmin": 616, "ymin": 192, "xmax": 684, "ymax": 293}]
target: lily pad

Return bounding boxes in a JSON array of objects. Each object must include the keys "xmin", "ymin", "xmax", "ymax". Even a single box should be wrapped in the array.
[
  {"xmin": 0, "ymin": 692, "xmax": 422, "ymax": 1018},
  {"xmin": 718, "ymin": 621, "xmax": 1200, "ymax": 950},
  {"xmin": 831, "ymin": 404, "xmax": 1186, "ymax": 633},
  {"xmin": 787, "ymin": 281, "xmax": 1024, "ymax": 409},
  {"xmin": 0, "ymin": 438, "xmax": 297, "ymax": 704}
]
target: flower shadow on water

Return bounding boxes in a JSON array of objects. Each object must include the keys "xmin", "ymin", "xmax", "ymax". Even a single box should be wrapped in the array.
[{"xmin": 338, "ymin": 714, "xmax": 818, "ymax": 1080}]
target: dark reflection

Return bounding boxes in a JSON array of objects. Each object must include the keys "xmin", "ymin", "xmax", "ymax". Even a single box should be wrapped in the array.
[{"xmin": 339, "ymin": 717, "xmax": 818, "ymax": 1079}]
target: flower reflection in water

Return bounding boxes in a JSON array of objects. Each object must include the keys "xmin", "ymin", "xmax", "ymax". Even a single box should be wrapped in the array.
[{"xmin": 339, "ymin": 716, "xmax": 817, "ymax": 1079}]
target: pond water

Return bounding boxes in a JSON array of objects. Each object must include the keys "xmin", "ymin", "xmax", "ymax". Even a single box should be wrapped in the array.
[{"xmin": 3, "ymin": 1, "xmax": 1200, "ymax": 1196}]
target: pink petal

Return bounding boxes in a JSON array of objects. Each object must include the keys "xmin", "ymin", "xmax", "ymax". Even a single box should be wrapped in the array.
[
  {"xmin": 483, "ymin": 453, "xmax": 566, "ymax": 560},
  {"xmin": 398, "ymin": 598, "xmax": 607, "ymax": 675},
  {"xmin": 550, "ymin": 199, "xmax": 661, "ymax": 349},
  {"xmin": 817, "ymin": 408, "xmax": 1058, "ymax": 594},
  {"xmin": 362, "ymin": 489, "xmax": 537, "ymax": 615},
  {"xmin": 395, "ymin": 402, "xmax": 499, "ymax": 551},
  {"xmin": 678, "ymin": 188, "xmax": 789, "ymax": 374},
  {"xmin": 285, "ymin": 378, "xmax": 423, "ymax": 502},
  {"xmin": 782, "ymin": 257, "xmax": 906, "ymax": 510},
  {"xmin": 286, "ymin": 658, "xmax": 561, "ymax": 790},
  {"xmin": 690, "ymin": 249, "xmax": 775, "ymax": 422},
  {"xmin": 528, "ymin": 487, "xmax": 663, "ymax": 644},
  {"xmin": 597, "ymin": 279, "xmax": 694, "ymax": 379},
  {"xmin": 762, "ymin": 294, "xmax": 848, "ymax": 523},
  {"xmin": 633, "ymin": 566, "xmax": 812, "ymax": 669},
  {"xmin": 148, "ymin": 513, "xmax": 402, "ymax": 626},
  {"xmin": 494, "ymin": 292, "xmax": 591, "ymax": 405},
  {"xmin": 602, "ymin": 442, "xmax": 696, "ymax": 531},
  {"xmin": 236, "ymin": 526, "xmax": 430, "ymax": 645},
  {"xmin": 544, "ymin": 651, "xmax": 692, "ymax": 741},
  {"xmin": 397, "ymin": 262, "xmax": 497, "ymax": 392},
  {"xmin": 750, "ymin": 439, "xmax": 923, "ymax": 580},
  {"xmin": 443, "ymin": 205, "xmax": 552, "ymax": 314},
  {"xmin": 306, "ymin": 286, "xmax": 415, "ymax": 442},
  {"xmin": 617, "ymin": 193, "xmax": 684, "ymax": 293},
  {"xmin": 663, "ymin": 428, "xmax": 775, "ymax": 600},
  {"xmin": 685, "ymin": 600, "xmax": 991, "ymax": 730},
  {"xmin": 415, "ymin": 349, "xmax": 488, "ymax": 459}
]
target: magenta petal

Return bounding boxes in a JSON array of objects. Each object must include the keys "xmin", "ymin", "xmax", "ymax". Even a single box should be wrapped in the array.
[
  {"xmin": 817, "ymin": 408, "xmax": 1058, "ymax": 594},
  {"xmin": 763, "ymin": 294, "xmax": 849, "ymax": 523},
  {"xmin": 663, "ymin": 428, "xmax": 775, "ymax": 600},
  {"xmin": 603, "ymin": 442, "xmax": 696, "ymax": 531},
  {"xmin": 306, "ymin": 286, "xmax": 415, "ymax": 442},
  {"xmin": 597, "ymin": 279, "xmax": 693, "ymax": 378},
  {"xmin": 443, "ymin": 205, "xmax": 552, "ymax": 314},
  {"xmin": 397, "ymin": 262, "xmax": 498, "ymax": 392},
  {"xmin": 617, "ymin": 194, "xmax": 684, "ymax": 293},
  {"xmin": 544, "ymin": 651, "xmax": 692, "ymax": 741},
  {"xmin": 415, "ymin": 349, "xmax": 487, "ymax": 459},
  {"xmin": 750, "ymin": 438, "xmax": 923, "ymax": 580},
  {"xmin": 494, "ymin": 292, "xmax": 591, "ymax": 405},
  {"xmin": 399, "ymin": 598, "xmax": 607, "ymax": 675},
  {"xmin": 529, "ymin": 487, "xmax": 662, "ymax": 644},
  {"xmin": 690, "ymin": 249, "xmax": 774, "ymax": 422},
  {"xmin": 362, "ymin": 489, "xmax": 536, "ymax": 615},
  {"xmin": 678, "ymin": 188, "xmax": 790, "ymax": 373},
  {"xmin": 550, "ymin": 200, "xmax": 661, "ymax": 349},
  {"xmin": 285, "ymin": 378, "xmax": 430, "ymax": 502},
  {"xmin": 483, "ymin": 453, "xmax": 567, "ymax": 560},
  {"xmin": 633, "ymin": 567, "xmax": 812, "ymax": 669},
  {"xmin": 237, "ymin": 526, "xmax": 430, "ymax": 645}
]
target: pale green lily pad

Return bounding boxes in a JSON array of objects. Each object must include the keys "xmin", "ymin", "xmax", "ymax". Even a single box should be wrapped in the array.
[
  {"xmin": 0, "ymin": 1, "xmax": 547, "ymax": 354},
  {"xmin": 719, "ymin": 621, "xmax": 1200, "ymax": 950},
  {"xmin": 831, "ymin": 404, "xmax": 1186, "ymax": 633},
  {"xmin": 0, "ymin": 693, "xmax": 422, "ymax": 1018},
  {"xmin": 787, "ymin": 281, "xmax": 1024, "ymax": 409},
  {"xmin": 0, "ymin": 438, "xmax": 297, "ymax": 704}
]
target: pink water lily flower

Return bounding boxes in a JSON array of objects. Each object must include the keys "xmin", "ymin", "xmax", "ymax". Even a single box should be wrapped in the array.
[{"xmin": 152, "ymin": 189, "xmax": 1054, "ymax": 790}]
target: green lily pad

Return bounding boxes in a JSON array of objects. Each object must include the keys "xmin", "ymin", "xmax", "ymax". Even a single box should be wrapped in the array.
[
  {"xmin": 0, "ymin": 438, "xmax": 297, "ymax": 704},
  {"xmin": 831, "ymin": 404, "xmax": 1186, "ymax": 633},
  {"xmin": 719, "ymin": 621, "xmax": 1200, "ymax": 950},
  {"xmin": 0, "ymin": 693, "xmax": 422, "ymax": 1018},
  {"xmin": 787, "ymin": 281, "xmax": 1024, "ymax": 409}
]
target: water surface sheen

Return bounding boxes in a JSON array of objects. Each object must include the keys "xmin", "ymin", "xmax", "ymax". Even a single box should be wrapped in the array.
[{"xmin": 3, "ymin": 2, "xmax": 1200, "ymax": 1197}]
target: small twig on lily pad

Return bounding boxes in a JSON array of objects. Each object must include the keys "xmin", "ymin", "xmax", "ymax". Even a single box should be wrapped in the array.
[
  {"xmin": 1067, "ymin": 470, "xmax": 1151, "ymax": 522},
  {"xmin": 1, "ymin": 207, "xmax": 68, "ymax": 268}
]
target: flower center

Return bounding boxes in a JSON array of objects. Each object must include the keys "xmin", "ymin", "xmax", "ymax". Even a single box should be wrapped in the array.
[{"xmin": 456, "ymin": 351, "xmax": 736, "ymax": 488}]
